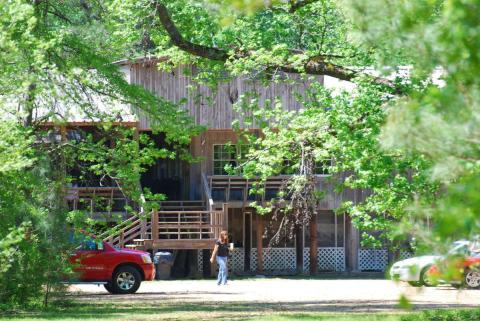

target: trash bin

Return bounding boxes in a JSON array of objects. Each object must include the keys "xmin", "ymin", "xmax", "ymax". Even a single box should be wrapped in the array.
[{"xmin": 154, "ymin": 251, "xmax": 174, "ymax": 280}]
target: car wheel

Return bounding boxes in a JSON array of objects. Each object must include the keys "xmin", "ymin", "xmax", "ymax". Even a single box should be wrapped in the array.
[
  {"xmin": 420, "ymin": 265, "xmax": 436, "ymax": 287},
  {"xmin": 408, "ymin": 281, "xmax": 422, "ymax": 287},
  {"xmin": 104, "ymin": 282, "xmax": 114, "ymax": 294},
  {"xmin": 464, "ymin": 269, "xmax": 480, "ymax": 289},
  {"xmin": 111, "ymin": 266, "xmax": 142, "ymax": 294}
]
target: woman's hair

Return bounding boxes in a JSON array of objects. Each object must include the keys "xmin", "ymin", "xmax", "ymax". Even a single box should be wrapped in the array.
[{"xmin": 219, "ymin": 230, "xmax": 228, "ymax": 244}]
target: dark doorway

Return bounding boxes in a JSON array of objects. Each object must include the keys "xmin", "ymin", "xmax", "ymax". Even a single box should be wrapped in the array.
[{"xmin": 140, "ymin": 133, "xmax": 188, "ymax": 201}]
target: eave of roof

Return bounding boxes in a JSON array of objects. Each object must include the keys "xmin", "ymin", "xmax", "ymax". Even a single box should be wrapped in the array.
[{"xmin": 113, "ymin": 55, "xmax": 168, "ymax": 66}]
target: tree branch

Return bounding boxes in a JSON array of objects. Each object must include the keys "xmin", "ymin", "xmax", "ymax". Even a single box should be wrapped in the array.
[
  {"xmin": 154, "ymin": 2, "xmax": 228, "ymax": 61},
  {"xmin": 153, "ymin": 0, "xmax": 401, "ymax": 93}
]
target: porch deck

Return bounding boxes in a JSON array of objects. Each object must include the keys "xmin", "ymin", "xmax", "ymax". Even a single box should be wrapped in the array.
[{"xmin": 99, "ymin": 205, "xmax": 227, "ymax": 251}]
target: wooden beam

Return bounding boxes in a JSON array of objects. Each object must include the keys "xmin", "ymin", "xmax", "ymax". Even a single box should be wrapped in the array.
[
  {"xmin": 222, "ymin": 203, "xmax": 229, "ymax": 230},
  {"xmin": 256, "ymin": 214, "xmax": 264, "ymax": 273},
  {"xmin": 309, "ymin": 215, "xmax": 318, "ymax": 275},
  {"xmin": 345, "ymin": 215, "xmax": 360, "ymax": 272},
  {"xmin": 296, "ymin": 226, "xmax": 304, "ymax": 274},
  {"xmin": 152, "ymin": 239, "xmax": 215, "ymax": 249},
  {"xmin": 151, "ymin": 209, "xmax": 159, "ymax": 241}
]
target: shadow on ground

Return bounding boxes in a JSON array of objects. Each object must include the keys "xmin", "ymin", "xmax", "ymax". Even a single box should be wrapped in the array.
[{"xmin": 2, "ymin": 299, "xmax": 478, "ymax": 320}]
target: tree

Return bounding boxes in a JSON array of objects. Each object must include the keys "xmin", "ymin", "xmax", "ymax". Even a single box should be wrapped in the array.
[
  {"xmin": 344, "ymin": 0, "xmax": 480, "ymax": 250},
  {"xmin": 0, "ymin": 0, "xmax": 200, "ymax": 306}
]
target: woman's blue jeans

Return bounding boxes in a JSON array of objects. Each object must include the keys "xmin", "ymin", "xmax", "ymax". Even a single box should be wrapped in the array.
[{"xmin": 216, "ymin": 256, "xmax": 228, "ymax": 285}]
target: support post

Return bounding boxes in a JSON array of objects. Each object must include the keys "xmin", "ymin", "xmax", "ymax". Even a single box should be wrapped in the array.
[
  {"xmin": 296, "ymin": 226, "xmax": 304, "ymax": 274},
  {"xmin": 151, "ymin": 209, "xmax": 159, "ymax": 241},
  {"xmin": 222, "ymin": 203, "xmax": 228, "ymax": 230},
  {"xmin": 140, "ymin": 219, "xmax": 147, "ymax": 239},
  {"xmin": 309, "ymin": 215, "xmax": 318, "ymax": 275},
  {"xmin": 119, "ymin": 231, "xmax": 125, "ymax": 248},
  {"xmin": 256, "ymin": 214, "xmax": 264, "ymax": 273},
  {"xmin": 345, "ymin": 215, "xmax": 360, "ymax": 272}
]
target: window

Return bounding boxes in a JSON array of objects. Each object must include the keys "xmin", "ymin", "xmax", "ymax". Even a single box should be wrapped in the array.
[
  {"xmin": 213, "ymin": 144, "xmax": 249, "ymax": 175},
  {"xmin": 315, "ymin": 158, "xmax": 332, "ymax": 175}
]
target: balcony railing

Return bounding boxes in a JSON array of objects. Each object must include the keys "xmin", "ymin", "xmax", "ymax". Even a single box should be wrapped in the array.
[
  {"xmin": 101, "ymin": 207, "xmax": 226, "ymax": 249},
  {"xmin": 208, "ymin": 175, "xmax": 290, "ymax": 203},
  {"xmin": 66, "ymin": 186, "xmax": 131, "ymax": 219}
]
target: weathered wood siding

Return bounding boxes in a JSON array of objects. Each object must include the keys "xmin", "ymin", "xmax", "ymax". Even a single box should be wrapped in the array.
[
  {"xmin": 316, "ymin": 175, "xmax": 371, "ymax": 210},
  {"xmin": 129, "ymin": 62, "xmax": 323, "ymax": 130},
  {"xmin": 126, "ymin": 60, "xmax": 365, "ymax": 210}
]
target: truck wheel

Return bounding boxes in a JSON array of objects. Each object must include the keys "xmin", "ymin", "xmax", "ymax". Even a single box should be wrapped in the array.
[
  {"xmin": 104, "ymin": 282, "xmax": 114, "ymax": 294},
  {"xmin": 111, "ymin": 266, "xmax": 142, "ymax": 294}
]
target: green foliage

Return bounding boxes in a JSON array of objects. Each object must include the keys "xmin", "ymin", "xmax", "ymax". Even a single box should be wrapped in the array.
[
  {"xmin": 108, "ymin": 0, "xmax": 369, "ymax": 86},
  {"xmin": 0, "ymin": 122, "xmax": 70, "ymax": 308},
  {"xmin": 346, "ymin": 0, "xmax": 480, "ymax": 250},
  {"xmin": 238, "ymin": 82, "xmax": 436, "ymax": 247},
  {"xmin": 401, "ymin": 309, "xmax": 480, "ymax": 321},
  {"xmin": 0, "ymin": 0, "xmax": 200, "ymax": 308}
]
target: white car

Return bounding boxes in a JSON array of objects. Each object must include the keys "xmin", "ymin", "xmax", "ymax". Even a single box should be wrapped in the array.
[{"xmin": 390, "ymin": 240, "xmax": 471, "ymax": 287}]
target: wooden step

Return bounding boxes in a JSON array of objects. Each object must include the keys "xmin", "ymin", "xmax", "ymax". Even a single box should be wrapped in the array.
[{"xmin": 133, "ymin": 239, "xmax": 146, "ymax": 245}]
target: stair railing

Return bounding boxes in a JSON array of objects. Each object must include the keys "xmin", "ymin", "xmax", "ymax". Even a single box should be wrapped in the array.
[{"xmin": 201, "ymin": 172, "xmax": 214, "ymax": 212}]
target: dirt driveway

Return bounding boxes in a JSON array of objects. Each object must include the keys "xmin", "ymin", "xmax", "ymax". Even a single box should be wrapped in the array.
[{"xmin": 69, "ymin": 278, "xmax": 480, "ymax": 312}]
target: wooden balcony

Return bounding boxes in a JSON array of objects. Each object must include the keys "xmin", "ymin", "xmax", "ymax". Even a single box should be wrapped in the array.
[
  {"xmin": 66, "ymin": 186, "xmax": 131, "ymax": 220},
  {"xmin": 208, "ymin": 175, "xmax": 289, "ymax": 204}
]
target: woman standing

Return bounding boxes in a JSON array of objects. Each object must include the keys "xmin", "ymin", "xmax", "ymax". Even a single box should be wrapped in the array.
[{"xmin": 210, "ymin": 230, "xmax": 230, "ymax": 285}]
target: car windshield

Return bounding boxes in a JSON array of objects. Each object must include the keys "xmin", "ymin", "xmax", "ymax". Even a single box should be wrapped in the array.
[
  {"xmin": 448, "ymin": 242, "xmax": 469, "ymax": 255},
  {"xmin": 69, "ymin": 233, "xmax": 102, "ymax": 250},
  {"xmin": 447, "ymin": 240, "xmax": 480, "ymax": 256}
]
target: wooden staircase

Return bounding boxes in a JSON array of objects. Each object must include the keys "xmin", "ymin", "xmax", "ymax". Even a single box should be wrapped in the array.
[{"xmin": 100, "ymin": 201, "xmax": 226, "ymax": 251}]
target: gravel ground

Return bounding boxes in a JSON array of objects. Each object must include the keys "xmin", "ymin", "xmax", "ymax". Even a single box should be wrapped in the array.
[{"xmin": 69, "ymin": 278, "xmax": 480, "ymax": 312}]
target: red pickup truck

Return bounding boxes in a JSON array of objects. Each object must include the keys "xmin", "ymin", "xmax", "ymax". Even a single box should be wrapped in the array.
[{"xmin": 69, "ymin": 238, "xmax": 155, "ymax": 294}]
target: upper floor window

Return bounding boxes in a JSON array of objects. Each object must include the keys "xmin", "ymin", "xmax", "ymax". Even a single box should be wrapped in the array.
[
  {"xmin": 213, "ymin": 144, "xmax": 248, "ymax": 175},
  {"xmin": 315, "ymin": 158, "xmax": 332, "ymax": 175}
]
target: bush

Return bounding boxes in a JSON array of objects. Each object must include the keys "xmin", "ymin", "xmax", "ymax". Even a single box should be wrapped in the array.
[{"xmin": 402, "ymin": 309, "xmax": 480, "ymax": 321}]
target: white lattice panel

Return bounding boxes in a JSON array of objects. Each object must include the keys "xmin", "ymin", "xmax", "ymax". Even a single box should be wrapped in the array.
[
  {"xmin": 400, "ymin": 251, "xmax": 413, "ymax": 260},
  {"xmin": 250, "ymin": 248, "xmax": 296, "ymax": 271},
  {"xmin": 198, "ymin": 248, "xmax": 245, "ymax": 273},
  {"xmin": 303, "ymin": 248, "xmax": 310, "ymax": 271},
  {"xmin": 303, "ymin": 247, "xmax": 346, "ymax": 272},
  {"xmin": 228, "ymin": 247, "xmax": 245, "ymax": 272},
  {"xmin": 197, "ymin": 250, "xmax": 203, "ymax": 272},
  {"xmin": 358, "ymin": 249, "xmax": 388, "ymax": 271}
]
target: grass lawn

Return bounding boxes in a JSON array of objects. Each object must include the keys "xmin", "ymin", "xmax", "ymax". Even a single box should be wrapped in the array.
[{"xmin": 0, "ymin": 301, "xmax": 408, "ymax": 321}]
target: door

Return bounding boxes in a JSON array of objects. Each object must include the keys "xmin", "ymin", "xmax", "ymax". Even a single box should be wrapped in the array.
[
  {"xmin": 70, "ymin": 240, "xmax": 107, "ymax": 281},
  {"xmin": 140, "ymin": 133, "xmax": 189, "ymax": 200}
]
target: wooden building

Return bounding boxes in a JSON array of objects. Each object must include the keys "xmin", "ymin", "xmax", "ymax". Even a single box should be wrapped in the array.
[{"xmin": 66, "ymin": 57, "xmax": 399, "ymax": 275}]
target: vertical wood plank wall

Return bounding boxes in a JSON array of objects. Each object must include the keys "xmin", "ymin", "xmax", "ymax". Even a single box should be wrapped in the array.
[
  {"xmin": 129, "ymin": 62, "xmax": 324, "ymax": 130},
  {"xmin": 127, "ymin": 60, "xmax": 370, "ymax": 208}
]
